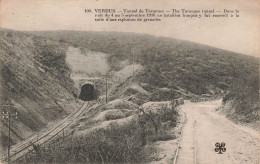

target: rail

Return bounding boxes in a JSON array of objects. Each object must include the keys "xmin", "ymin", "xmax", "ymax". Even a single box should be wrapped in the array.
[{"xmin": 2, "ymin": 102, "xmax": 90, "ymax": 162}]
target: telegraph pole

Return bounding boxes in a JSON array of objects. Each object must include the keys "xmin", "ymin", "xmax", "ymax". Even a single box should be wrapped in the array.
[
  {"xmin": 102, "ymin": 74, "xmax": 112, "ymax": 104},
  {"xmin": 2, "ymin": 101, "xmax": 18, "ymax": 163},
  {"xmin": 132, "ymin": 53, "xmax": 135, "ymax": 78},
  {"xmin": 7, "ymin": 112, "xmax": 10, "ymax": 164},
  {"xmin": 170, "ymin": 76, "xmax": 173, "ymax": 99},
  {"xmin": 106, "ymin": 74, "xmax": 108, "ymax": 103}
]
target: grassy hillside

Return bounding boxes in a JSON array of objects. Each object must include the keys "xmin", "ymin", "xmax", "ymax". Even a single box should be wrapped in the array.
[
  {"xmin": 5, "ymin": 30, "xmax": 256, "ymax": 163},
  {"xmin": 28, "ymin": 31, "xmax": 256, "ymax": 92},
  {"xmin": 0, "ymin": 29, "xmax": 79, "ymax": 150},
  {"xmin": 1, "ymin": 28, "xmax": 257, "ymax": 153},
  {"xmin": 222, "ymin": 71, "xmax": 259, "ymax": 122},
  {"xmin": 28, "ymin": 31, "xmax": 259, "ymax": 122}
]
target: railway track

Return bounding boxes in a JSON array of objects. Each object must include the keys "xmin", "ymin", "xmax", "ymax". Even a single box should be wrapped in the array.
[
  {"xmin": 2, "ymin": 96, "xmax": 133, "ymax": 163},
  {"xmin": 2, "ymin": 101, "xmax": 90, "ymax": 163},
  {"xmin": 173, "ymin": 112, "xmax": 197, "ymax": 164},
  {"xmin": 173, "ymin": 112, "xmax": 186, "ymax": 164}
]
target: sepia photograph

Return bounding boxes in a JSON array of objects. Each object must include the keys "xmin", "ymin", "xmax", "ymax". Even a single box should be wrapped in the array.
[{"xmin": 0, "ymin": 0, "xmax": 259, "ymax": 163}]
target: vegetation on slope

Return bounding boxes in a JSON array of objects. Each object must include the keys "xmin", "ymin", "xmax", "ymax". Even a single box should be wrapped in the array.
[
  {"xmin": 0, "ymin": 29, "xmax": 78, "ymax": 149},
  {"xmin": 2, "ymin": 29, "xmax": 256, "ymax": 163},
  {"xmin": 18, "ymin": 103, "xmax": 178, "ymax": 163},
  {"xmin": 223, "ymin": 71, "xmax": 259, "ymax": 122},
  {"xmin": 29, "ymin": 31, "xmax": 259, "ymax": 121}
]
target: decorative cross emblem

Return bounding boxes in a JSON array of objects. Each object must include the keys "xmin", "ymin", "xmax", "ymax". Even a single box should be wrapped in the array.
[{"xmin": 215, "ymin": 142, "xmax": 226, "ymax": 154}]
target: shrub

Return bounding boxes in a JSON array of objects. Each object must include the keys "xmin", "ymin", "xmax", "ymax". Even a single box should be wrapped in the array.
[
  {"xmin": 104, "ymin": 111, "xmax": 125, "ymax": 120},
  {"xmin": 22, "ymin": 105, "xmax": 178, "ymax": 163}
]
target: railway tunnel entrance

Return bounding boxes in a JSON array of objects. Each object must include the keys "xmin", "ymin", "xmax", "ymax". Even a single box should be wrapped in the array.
[{"xmin": 79, "ymin": 82, "xmax": 97, "ymax": 101}]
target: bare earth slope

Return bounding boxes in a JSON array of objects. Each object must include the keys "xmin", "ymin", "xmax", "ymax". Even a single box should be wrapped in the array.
[
  {"xmin": 0, "ymin": 29, "xmax": 79, "ymax": 152},
  {"xmin": 178, "ymin": 100, "xmax": 260, "ymax": 164}
]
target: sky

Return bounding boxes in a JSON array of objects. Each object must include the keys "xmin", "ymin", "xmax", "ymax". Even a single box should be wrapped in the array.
[{"xmin": 0, "ymin": 0, "xmax": 259, "ymax": 57}]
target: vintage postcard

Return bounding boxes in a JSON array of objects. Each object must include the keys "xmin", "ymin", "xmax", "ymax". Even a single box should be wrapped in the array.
[{"xmin": 0, "ymin": 0, "xmax": 259, "ymax": 163}]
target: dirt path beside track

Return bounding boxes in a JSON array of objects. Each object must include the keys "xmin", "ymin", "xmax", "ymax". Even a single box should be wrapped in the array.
[{"xmin": 177, "ymin": 100, "xmax": 260, "ymax": 164}]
